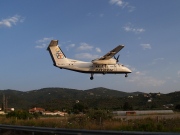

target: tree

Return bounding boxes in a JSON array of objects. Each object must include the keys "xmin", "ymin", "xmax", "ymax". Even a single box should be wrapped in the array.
[
  {"xmin": 6, "ymin": 110, "xmax": 39, "ymax": 120},
  {"xmin": 123, "ymin": 102, "xmax": 133, "ymax": 110},
  {"xmin": 73, "ymin": 103, "xmax": 88, "ymax": 114},
  {"xmin": 6, "ymin": 110, "xmax": 33, "ymax": 120},
  {"xmin": 175, "ymin": 104, "xmax": 180, "ymax": 110}
]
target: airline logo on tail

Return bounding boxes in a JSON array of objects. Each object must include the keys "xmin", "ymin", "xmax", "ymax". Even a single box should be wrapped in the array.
[{"xmin": 56, "ymin": 48, "xmax": 64, "ymax": 59}]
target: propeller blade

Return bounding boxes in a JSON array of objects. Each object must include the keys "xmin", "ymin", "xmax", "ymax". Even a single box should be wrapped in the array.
[
  {"xmin": 117, "ymin": 54, "xmax": 120, "ymax": 62},
  {"xmin": 117, "ymin": 55, "xmax": 120, "ymax": 60},
  {"xmin": 114, "ymin": 54, "xmax": 120, "ymax": 63}
]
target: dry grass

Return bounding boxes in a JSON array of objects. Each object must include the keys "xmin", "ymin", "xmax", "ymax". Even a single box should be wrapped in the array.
[{"xmin": 0, "ymin": 115, "xmax": 180, "ymax": 132}]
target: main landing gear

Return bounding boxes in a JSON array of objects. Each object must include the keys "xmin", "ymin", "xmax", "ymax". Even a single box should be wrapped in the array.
[
  {"xmin": 90, "ymin": 73, "xmax": 94, "ymax": 80},
  {"xmin": 125, "ymin": 74, "xmax": 128, "ymax": 77}
]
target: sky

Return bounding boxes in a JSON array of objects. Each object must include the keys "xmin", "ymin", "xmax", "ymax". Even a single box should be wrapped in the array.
[{"xmin": 0, "ymin": 0, "xmax": 180, "ymax": 93}]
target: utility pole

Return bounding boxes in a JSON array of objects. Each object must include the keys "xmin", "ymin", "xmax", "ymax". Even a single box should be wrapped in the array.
[
  {"xmin": 2, "ymin": 94, "xmax": 5, "ymax": 112},
  {"xmin": 6, "ymin": 96, "xmax": 8, "ymax": 112},
  {"xmin": 2, "ymin": 94, "xmax": 7, "ymax": 113}
]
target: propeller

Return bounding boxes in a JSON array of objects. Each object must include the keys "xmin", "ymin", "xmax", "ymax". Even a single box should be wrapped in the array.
[{"xmin": 114, "ymin": 54, "xmax": 120, "ymax": 63}]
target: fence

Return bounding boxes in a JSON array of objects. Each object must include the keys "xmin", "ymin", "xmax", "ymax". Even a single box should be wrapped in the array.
[{"xmin": 0, "ymin": 124, "xmax": 179, "ymax": 135}]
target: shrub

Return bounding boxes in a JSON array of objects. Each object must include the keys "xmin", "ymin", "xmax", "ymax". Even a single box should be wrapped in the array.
[
  {"xmin": 87, "ymin": 109, "xmax": 112, "ymax": 124},
  {"xmin": 6, "ymin": 111, "xmax": 34, "ymax": 120}
]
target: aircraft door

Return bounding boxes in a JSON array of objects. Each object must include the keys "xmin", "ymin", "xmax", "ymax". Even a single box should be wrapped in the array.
[{"xmin": 103, "ymin": 65, "xmax": 106, "ymax": 70}]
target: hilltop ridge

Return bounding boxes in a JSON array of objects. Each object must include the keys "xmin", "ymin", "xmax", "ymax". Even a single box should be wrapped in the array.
[{"xmin": 0, "ymin": 87, "xmax": 179, "ymax": 111}]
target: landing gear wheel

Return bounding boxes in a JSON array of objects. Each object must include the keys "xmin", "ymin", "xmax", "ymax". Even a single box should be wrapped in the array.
[
  {"xmin": 125, "ymin": 74, "xmax": 128, "ymax": 77},
  {"xmin": 90, "ymin": 73, "xmax": 94, "ymax": 80}
]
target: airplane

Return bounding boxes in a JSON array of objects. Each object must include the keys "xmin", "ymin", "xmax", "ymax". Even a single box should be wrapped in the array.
[{"xmin": 47, "ymin": 40, "xmax": 132, "ymax": 80}]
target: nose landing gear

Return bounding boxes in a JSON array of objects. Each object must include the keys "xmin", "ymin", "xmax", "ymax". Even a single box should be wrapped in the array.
[
  {"xmin": 125, "ymin": 74, "xmax": 128, "ymax": 77},
  {"xmin": 90, "ymin": 73, "xmax": 94, "ymax": 80}
]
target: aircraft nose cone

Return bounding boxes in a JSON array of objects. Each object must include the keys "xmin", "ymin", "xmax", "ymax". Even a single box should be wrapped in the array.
[{"xmin": 126, "ymin": 68, "xmax": 132, "ymax": 73}]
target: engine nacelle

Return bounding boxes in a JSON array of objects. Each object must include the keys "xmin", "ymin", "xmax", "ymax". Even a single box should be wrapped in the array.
[{"xmin": 92, "ymin": 58, "xmax": 116, "ymax": 65}]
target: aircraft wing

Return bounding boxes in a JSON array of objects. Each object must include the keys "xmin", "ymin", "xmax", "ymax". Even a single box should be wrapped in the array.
[{"xmin": 98, "ymin": 45, "xmax": 124, "ymax": 60}]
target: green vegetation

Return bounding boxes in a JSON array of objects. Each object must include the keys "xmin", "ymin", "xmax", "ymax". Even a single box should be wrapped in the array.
[
  {"xmin": 72, "ymin": 103, "xmax": 88, "ymax": 114},
  {"xmin": 175, "ymin": 104, "xmax": 180, "ymax": 111},
  {"xmin": 0, "ymin": 87, "xmax": 179, "ymax": 111},
  {"xmin": 123, "ymin": 102, "xmax": 133, "ymax": 110},
  {"xmin": 6, "ymin": 110, "xmax": 39, "ymax": 120}
]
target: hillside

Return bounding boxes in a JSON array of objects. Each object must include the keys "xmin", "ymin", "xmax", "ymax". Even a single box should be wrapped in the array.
[
  {"xmin": 0, "ymin": 87, "xmax": 179, "ymax": 111},
  {"xmin": 0, "ymin": 87, "xmax": 141, "ymax": 110}
]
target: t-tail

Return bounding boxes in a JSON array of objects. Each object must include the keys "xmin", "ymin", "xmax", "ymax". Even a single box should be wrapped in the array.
[{"xmin": 47, "ymin": 40, "xmax": 69, "ymax": 67}]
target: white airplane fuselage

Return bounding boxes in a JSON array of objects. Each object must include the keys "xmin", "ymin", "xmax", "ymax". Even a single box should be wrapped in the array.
[{"xmin": 55, "ymin": 58, "xmax": 131, "ymax": 74}]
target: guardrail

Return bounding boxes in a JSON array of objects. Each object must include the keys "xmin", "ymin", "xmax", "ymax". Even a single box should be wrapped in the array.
[{"xmin": 0, "ymin": 124, "xmax": 179, "ymax": 135}]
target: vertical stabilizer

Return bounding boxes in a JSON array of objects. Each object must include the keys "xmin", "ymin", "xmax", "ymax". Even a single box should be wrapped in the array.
[{"xmin": 47, "ymin": 40, "xmax": 69, "ymax": 67}]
